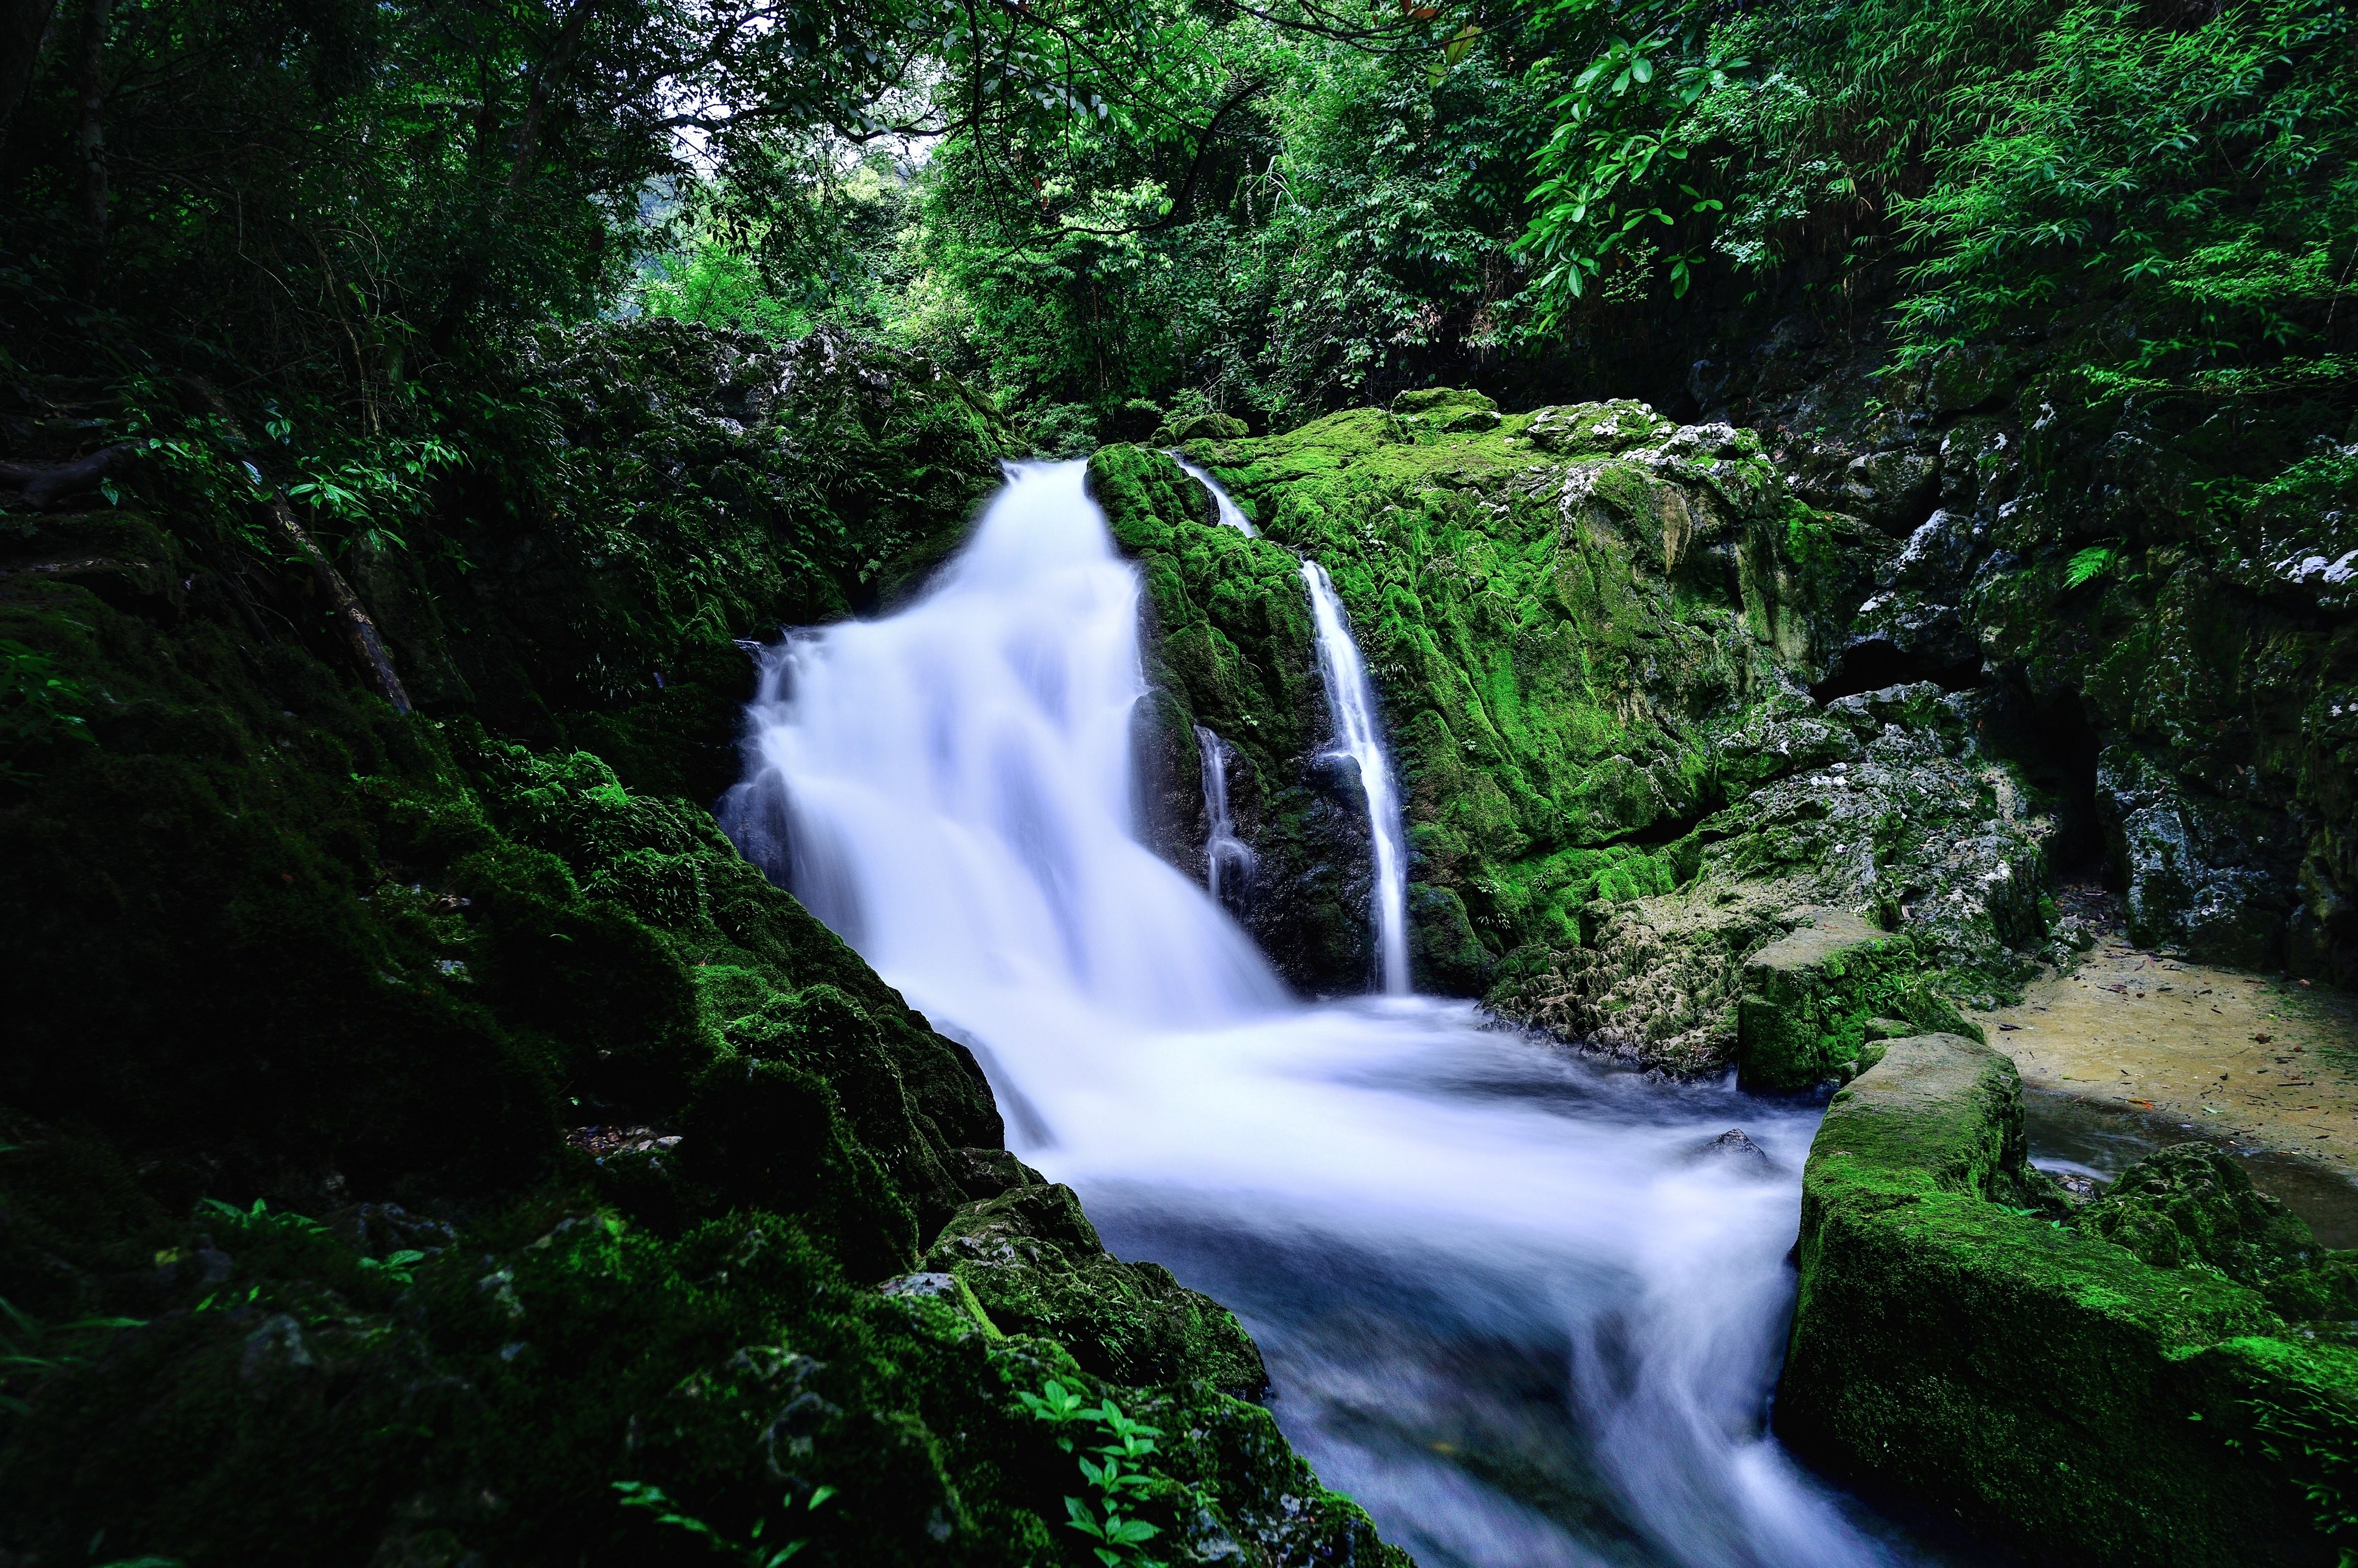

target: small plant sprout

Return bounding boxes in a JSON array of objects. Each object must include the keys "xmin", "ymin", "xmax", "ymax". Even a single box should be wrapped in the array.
[
  {"xmin": 2064, "ymin": 543, "xmax": 2125, "ymax": 589},
  {"xmin": 359, "ymin": 1250, "xmax": 428, "ymax": 1286},
  {"xmin": 0, "ymin": 1299, "xmax": 144, "ymax": 1415}
]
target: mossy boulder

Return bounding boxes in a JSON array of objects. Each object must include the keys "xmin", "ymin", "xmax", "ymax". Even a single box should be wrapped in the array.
[
  {"xmin": 1735, "ymin": 907, "xmax": 1975, "ymax": 1090},
  {"xmin": 923, "ymin": 1178, "xmax": 1270, "ymax": 1395},
  {"xmin": 1153, "ymin": 409, "xmax": 1249, "ymax": 444},
  {"xmin": 1782, "ymin": 1032, "xmax": 2358, "ymax": 1566},
  {"xmin": 1390, "ymin": 386, "xmax": 1500, "ymax": 433},
  {"xmin": 1089, "ymin": 443, "xmax": 1372, "ymax": 991},
  {"xmin": 2075, "ymin": 1143, "xmax": 2322, "ymax": 1288}
]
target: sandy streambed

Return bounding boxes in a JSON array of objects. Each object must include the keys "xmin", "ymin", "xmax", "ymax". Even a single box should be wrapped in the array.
[
  {"xmin": 1995, "ymin": 941, "xmax": 2358, "ymax": 1155},
  {"xmin": 1987, "ymin": 897, "xmax": 2358, "ymax": 1239}
]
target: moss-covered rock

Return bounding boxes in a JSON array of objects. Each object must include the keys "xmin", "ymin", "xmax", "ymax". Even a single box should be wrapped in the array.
[
  {"xmin": 1781, "ymin": 1032, "xmax": 2358, "ymax": 1565},
  {"xmin": 1735, "ymin": 907, "xmax": 1975, "ymax": 1090},
  {"xmin": 923, "ymin": 1177, "xmax": 1270, "ymax": 1396},
  {"xmin": 2074, "ymin": 1142, "xmax": 2322, "ymax": 1288},
  {"xmin": 1097, "ymin": 404, "xmax": 2048, "ymax": 1059},
  {"xmin": 1152, "ymin": 409, "xmax": 1249, "ymax": 444}
]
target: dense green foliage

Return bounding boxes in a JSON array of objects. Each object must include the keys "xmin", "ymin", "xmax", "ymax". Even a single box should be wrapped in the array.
[{"xmin": 608, "ymin": 0, "xmax": 2358, "ymax": 445}]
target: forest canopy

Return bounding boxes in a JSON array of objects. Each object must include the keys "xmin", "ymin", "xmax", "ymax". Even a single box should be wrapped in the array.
[{"xmin": 1, "ymin": 0, "xmax": 2352, "ymax": 453}]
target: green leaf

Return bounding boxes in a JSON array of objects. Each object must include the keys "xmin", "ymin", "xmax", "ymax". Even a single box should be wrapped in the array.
[
  {"xmin": 2064, "ymin": 544, "xmax": 2122, "ymax": 589},
  {"xmin": 1064, "ymin": 1495, "xmax": 1108, "ymax": 1541}
]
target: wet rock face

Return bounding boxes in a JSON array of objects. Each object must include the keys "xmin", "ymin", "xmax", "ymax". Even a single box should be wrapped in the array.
[
  {"xmin": 1091, "ymin": 444, "xmax": 1379, "ymax": 993},
  {"xmin": 2097, "ymin": 744, "xmax": 2302, "ymax": 967},
  {"xmin": 1696, "ymin": 1128, "xmax": 1775, "ymax": 1170},
  {"xmin": 1708, "ymin": 335, "xmax": 2358, "ymax": 992}
]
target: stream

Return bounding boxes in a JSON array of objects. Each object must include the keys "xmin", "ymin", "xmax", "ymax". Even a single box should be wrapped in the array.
[{"xmin": 721, "ymin": 460, "xmax": 1977, "ymax": 1567}]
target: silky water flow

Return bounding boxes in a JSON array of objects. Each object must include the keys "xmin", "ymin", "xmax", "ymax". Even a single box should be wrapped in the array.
[{"xmin": 722, "ymin": 460, "xmax": 1947, "ymax": 1568}]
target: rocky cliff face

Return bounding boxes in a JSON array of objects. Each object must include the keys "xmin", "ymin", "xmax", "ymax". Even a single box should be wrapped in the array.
[
  {"xmin": 1098, "ymin": 389, "xmax": 2056, "ymax": 1071},
  {"xmin": 1702, "ymin": 329, "xmax": 2358, "ymax": 989}
]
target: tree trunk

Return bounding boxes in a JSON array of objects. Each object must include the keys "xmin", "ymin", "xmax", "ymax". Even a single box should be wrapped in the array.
[
  {"xmin": 0, "ymin": 0, "xmax": 59, "ymax": 144},
  {"xmin": 506, "ymin": 0, "xmax": 594, "ymax": 194}
]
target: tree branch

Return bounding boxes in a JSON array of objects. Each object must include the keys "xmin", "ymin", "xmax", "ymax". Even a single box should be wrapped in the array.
[
  {"xmin": 180, "ymin": 379, "xmax": 413, "ymax": 716},
  {"xmin": 1048, "ymin": 77, "xmax": 1266, "ymax": 237}
]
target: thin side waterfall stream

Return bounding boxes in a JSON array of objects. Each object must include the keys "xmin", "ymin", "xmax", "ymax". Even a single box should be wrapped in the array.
[
  {"xmin": 722, "ymin": 461, "xmax": 1952, "ymax": 1568},
  {"xmin": 1194, "ymin": 724, "xmax": 1254, "ymax": 913},
  {"xmin": 1301, "ymin": 557, "xmax": 1412, "ymax": 995}
]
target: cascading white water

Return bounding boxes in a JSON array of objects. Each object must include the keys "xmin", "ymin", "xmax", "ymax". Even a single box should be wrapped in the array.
[
  {"xmin": 1194, "ymin": 724, "xmax": 1255, "ymax": 910},
  {"xmin": 722, "ymin": 460, "xmax": 1932, "ymax": 1568},
  {"xmin": 723, "ymin": 461, "xmax": 1284, "ymax": 1048},
  {"xmin": 1301, "ymin": 559, "xmax": 1412, "ymax": 995},
  {"xmin": 1170, "ymin": 452, "xmax": 1257, "ymax": 534}
]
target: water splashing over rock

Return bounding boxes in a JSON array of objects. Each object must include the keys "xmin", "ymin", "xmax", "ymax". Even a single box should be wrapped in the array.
[{"xmin": 722, "ymin": 459, "xmax": 1929, "ymax": 1568}]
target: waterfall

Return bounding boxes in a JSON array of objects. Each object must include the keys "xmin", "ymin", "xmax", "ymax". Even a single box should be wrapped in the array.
[
  {"xmin": 1170, "ymin": 452, "xmax": 1257, "ymax": 534},
  {"xmin": 1194, "ymin": 724, "xmax": 1255, "ymax": 911},
  {"xmin": 1175, "ymin": 453, "xmax": 1410, "ymax": 993},
  {"xmin": 721, "ymin": 460, "xmax": 1283, "ymax": 1037},
  {"xmin": 1301, "ymin": 560, "xmax": 1412, "ymax": 995},
  {"xmin": 722, "ymin": 459, "xmax": 1924, "ymax": 1568}
]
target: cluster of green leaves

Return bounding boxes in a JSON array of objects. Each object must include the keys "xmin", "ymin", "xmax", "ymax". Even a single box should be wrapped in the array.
[
  {"xmin": 1018, "ymin": 1377, "xmax": 1170, "ymax": 1566},
  {"xmin": 611, "ymin": 1477, "xmax": 837, "ymax": 1566},
  {"xmin": 0, "ymin": 637, "xmax": 94, "ymax": 783},
  {"xmin": 2064, "ymin": 542, "xmax": 2124, "ymax": 590},
  {"xmin": 284, "ymin": 434, "xmax": 463, "ymax": 560},
  {"xmin": 2241, "ymin": 1383, "xmax": 2358, "ymax": 1557},
  {"xmin": 1516, "ymin": 19, "xmax": 1740, "ymax": 309}
]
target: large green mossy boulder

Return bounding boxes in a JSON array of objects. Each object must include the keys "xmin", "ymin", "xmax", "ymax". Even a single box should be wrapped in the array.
[
  {"xmin": 1152, "ymin": 409, "xmax": 1249, "ymax": 444},
  {"xmin": 1389, "ymin": 386, "xmax": 1495, "ymax": 417},
  {"xmin": 1736, "ymin": 908, "xmax": 1978, "ymax": 1090},
  {"xmin": 1522, "ymin": 399, "xmax": 1677, "ymax": 456},
  {"xmin": 1096, "ymin": 404, "xmax": 2048, "ymax": 1049},
  {"xmin": 1782, "ymin": 1032, "xmax": 2358, "ymax": 1566},
  {"xmin": 1389, "ymin": 386, "xmax": 1499, "ymax": 433},
  {"xmin": 1088, "ymin": 443, "xmax": 1378, "ymax": 993}
]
